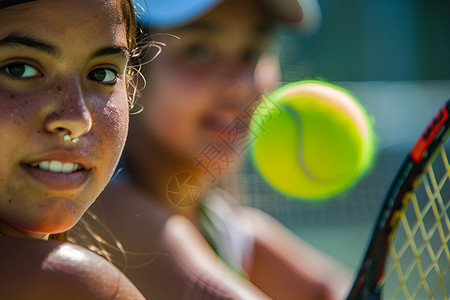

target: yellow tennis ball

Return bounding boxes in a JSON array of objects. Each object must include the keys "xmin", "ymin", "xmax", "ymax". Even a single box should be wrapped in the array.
[{"xmin": 250, "ymin": 80, "xmax": 376, "ymax": 200}]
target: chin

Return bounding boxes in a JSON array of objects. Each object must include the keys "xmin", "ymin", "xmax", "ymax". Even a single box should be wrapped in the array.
[
  {"xmin": 16, "ymin": 205, "xmax": 83, "ymax": 235},
  {"xmin": 23, "ymin": 216, "xmax": 78, "ymax": 235}
]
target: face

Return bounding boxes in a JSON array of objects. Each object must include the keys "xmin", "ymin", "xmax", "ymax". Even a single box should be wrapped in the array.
[
  {"xmin": 134, "ymin": 0, "xmax": 276, "ymax": 180},
  {"xmin": 0, "ymin": 0, "xmax": 130, "ymax": 235}
]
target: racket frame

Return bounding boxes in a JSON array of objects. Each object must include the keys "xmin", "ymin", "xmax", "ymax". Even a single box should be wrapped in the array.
[{"xmin": 347, "ymin": 100, "xmax": 450, "ymax": 300}]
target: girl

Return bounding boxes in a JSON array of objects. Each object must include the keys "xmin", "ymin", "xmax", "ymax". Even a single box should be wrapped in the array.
[
  {"xmin": 0, "ymin": 0, "xmax": 144, "ymax": 298},
  {"xmin": 91, "ymin": 0, "xmax": 352, "ymax": 299}
]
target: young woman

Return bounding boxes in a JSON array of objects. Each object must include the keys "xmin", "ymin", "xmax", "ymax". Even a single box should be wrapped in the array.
[
  {"xmin": 0, "ymin": 0, "xmax": 144, "ymax": 298},
  {"xmin": 91, "ymin": 0, "xmax": 352, "ymax": 299}
]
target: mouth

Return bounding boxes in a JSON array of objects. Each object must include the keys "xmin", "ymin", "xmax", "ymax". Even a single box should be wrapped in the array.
[
  {"xmin": 200, "ymin": 112, "xmax": 251, "ymax": 135},
  {"xmin": 200, "ymin": 117, "xmax": 234, "ymax": 132},
  {"xmin": 200, "ymin": 109, "xmax": 244, "ymax": 131},
  {"xmin": 28, "ymin": 160, "xmax": 84, "ymax": 173},
  {"xmin": 22, "ymin": 154, "xmax": 92, "ymax": 191}
]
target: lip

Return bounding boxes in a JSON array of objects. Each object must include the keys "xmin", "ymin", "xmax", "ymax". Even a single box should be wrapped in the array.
[
  {"xmin": 25, "ymin": 150, "xmax": 93, "ymax": 170},
  {"xmin": 21, "ymin": 150, "xmax": 93, "ymax": 191},
  {"xmin": 201, "ymin": 118, "xmax": 233, "ymax": 134},
  {"xmin": 201, "ymin": 110, "xmax": 250, "ymax": 134}
]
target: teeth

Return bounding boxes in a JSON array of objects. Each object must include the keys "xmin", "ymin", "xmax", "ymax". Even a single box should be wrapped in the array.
[
  {"xmin": 39, "ymin": 161, "xmax": 50, "ymax": 170},
  {"xmin": 61, "ymin": 162, "xmax": 75, "ymax": 173},
  {"xmin": 30, "ymin": 160, "xmax": 81, "ymax": 173},
  {"xmin": 49, "ymin": 160, "xmax": 62, "ymax": 172}
]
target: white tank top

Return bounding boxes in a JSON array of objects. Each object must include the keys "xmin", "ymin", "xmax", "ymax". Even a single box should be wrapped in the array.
[{"xmin": 199, "ymin": 188, "xmax": 255, "ymax": 277}]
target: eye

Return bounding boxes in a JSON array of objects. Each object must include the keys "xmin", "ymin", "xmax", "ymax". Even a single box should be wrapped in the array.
[
  {"xmin": 182, "ymin": 43, "xmax": 216, "ymax": 64},
  {"xmin": 243, "ymin": 48, "xmax": 263, "ymax": 66},
  {"xmin": 87, "ymin": 68, "xmax": 118, "ymax": 85},
  {"xmin": 2, "ymin": 62, "xmax": 42, "ymax": 79}
]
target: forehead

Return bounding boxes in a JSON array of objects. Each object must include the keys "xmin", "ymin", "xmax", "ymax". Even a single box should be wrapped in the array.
[
  {"xmin": 203, "ymin": 0, "xmax": 268, "ymax": 26},
  {"xmin": 0, "ymin": 0, "xmax": 126, "ymax": 48}
]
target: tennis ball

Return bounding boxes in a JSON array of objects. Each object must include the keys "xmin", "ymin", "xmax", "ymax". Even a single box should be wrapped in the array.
[{"xmin": 250, "ymin": 80, "xmax": 375, "ymax": 200}]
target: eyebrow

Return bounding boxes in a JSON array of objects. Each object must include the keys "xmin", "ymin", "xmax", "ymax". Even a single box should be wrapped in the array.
[
  {"xmin": 91, "ymin": 46, "xmax": 130, "ymax": 60},
  {"xmin": 0, "ymin": 32, "xmax": 59, "ymax": 56},
  {"xmin": 0, "ymin": 32, "xmax": 129, "ymax": 60}
]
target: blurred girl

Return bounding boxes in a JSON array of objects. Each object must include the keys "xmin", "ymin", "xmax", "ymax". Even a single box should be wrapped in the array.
[{"xmin": 92, "ymin": 0, "xmax": 352, "ymax": 299}]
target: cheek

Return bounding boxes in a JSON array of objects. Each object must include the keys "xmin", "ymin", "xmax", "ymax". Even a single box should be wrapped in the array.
[
  {"xmin": 148, "ymin": 62, "xmax": 213, "ymax": 115},
  {"xmin": 92, "ymin": 93, "xmax": 129, "ymax": 170},
  {"xmin": 140, "ymin": 61, "xmax": 217, "ymax": 153},
  {"xmin": 0, "ymin": 90, "xmax": 49, "ymax": 171},
  {"xmin": 144, "ymin": 88, "xmax": 208, "ymax": 149},
  {"xmin": 0, "ymin": 90, "xmax": 42, "ymax": 124},
  {"xmin": 144, "ymin": 72, "xmax": 207, "ymax": 130},
  {"xmin": 162, "ymin": 55, "xmax": 214, "ymax": 89}
]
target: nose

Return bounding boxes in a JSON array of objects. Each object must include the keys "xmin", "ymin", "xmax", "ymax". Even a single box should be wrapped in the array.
[
  {"xmin": 43, "ymin": 79, "xmax": 93, "ymax": 139},
  {"xmin": 217, "ymin": 59, "xmax": 258, "ymax": 105}
]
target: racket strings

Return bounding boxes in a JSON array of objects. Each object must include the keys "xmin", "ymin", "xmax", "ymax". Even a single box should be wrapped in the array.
[
  {"xmin": 431, "ymin": 149, "xmax": 450, "ymax": 261},
  {"xmin": 380, "ymin": 147, "xmax": 450, "ymax": 299}
]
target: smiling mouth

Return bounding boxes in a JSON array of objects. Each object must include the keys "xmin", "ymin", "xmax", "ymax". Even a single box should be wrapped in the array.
[{"xmin": 28, "ymin": 160, "xmax": 84, "ymax": 173}]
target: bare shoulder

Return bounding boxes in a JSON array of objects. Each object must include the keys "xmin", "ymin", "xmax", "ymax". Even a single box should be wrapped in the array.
[
  {"xmin": 0, "ymin": 236, "xmax": 144, "ymax": 300},
  {"xmin": 237, "ymin": 205, "xmax": 295, "ymax": 240}
]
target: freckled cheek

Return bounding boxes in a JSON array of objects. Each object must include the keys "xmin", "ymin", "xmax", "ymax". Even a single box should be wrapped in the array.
[
  {"xmin": 0, "ymin": 91, "xmax": 45, "ymax": 122},
  {"xmin": 92, "ymin": 96, "xmax": 129, "ymax": 163},
  {"xmin": 0, "ymin": 92, "xmax": 53, "ymax": 160}
]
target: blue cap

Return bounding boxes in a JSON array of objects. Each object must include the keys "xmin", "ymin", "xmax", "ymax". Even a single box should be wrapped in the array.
[{"xmin": 134, "ymin": 0, "xmax": 303, "ymax": 28}]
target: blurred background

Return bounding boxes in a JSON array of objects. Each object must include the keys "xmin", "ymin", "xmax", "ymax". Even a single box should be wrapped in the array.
[{"xmin": 226, "ymin": 0, "xmax": 450, "ymax": 272}]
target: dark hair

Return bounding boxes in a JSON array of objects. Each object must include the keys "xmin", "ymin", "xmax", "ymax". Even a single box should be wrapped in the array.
[
  {"xmin": 0, "ymin": 0, "xmax": 35, "ymax": 9},
  {"xmin": 117, "ymin": 0, "xmax": 142, "ymax": 110},
  {"xmin": 120, "ymin": 0, "xmax": 137, "ymax": 51}
]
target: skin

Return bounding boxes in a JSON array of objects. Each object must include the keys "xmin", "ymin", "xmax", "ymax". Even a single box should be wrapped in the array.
[
  {"xmin": 0, "ymin": 0, "xmax": 144, "ymax": 298},
  {"xmin": 0, "ymin": 236, "xmax": 144, "ymax": 300},
  {"xmin": 137, "ymin": 8, "xmax": 268, "ymax": 161},
  {"xmin": 93, "ymin": 0, "xmax": 352, "ymax": 298},
  {"xmin": 0, "ymin": 0, "xmax": 129, "ymax": 238}
]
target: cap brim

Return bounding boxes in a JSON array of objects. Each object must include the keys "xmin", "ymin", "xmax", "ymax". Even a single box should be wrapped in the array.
[
  {"xmin": 135, "ymin": 0, "xmax": 303, "ymax": 28},
  {"xmin": 134, "ymin": 0, "xmax": 220, "ymax": 28},
  {"xmin": 260, "ymin": 0, "xmax": 303, "ymax": 23}
]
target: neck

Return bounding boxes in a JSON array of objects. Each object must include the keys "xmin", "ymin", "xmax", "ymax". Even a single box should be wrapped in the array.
[{"xmin": 0, "ymin": 219, "xmax": 49, "ymax": 240}]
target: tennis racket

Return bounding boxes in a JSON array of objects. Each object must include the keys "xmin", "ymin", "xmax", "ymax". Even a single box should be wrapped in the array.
[{"xmin": 347, "ymin": 100, "xmax": 450, "ymax": 300}]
